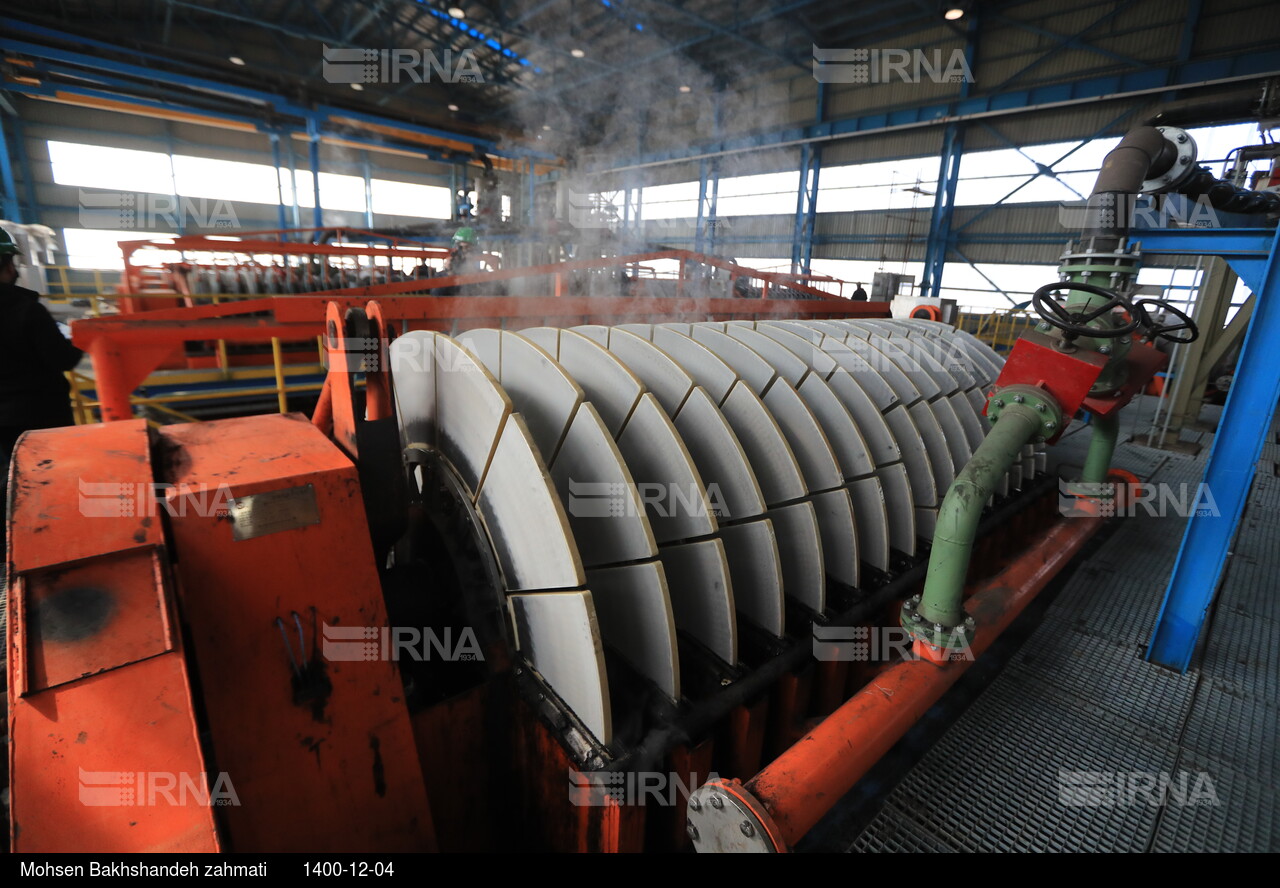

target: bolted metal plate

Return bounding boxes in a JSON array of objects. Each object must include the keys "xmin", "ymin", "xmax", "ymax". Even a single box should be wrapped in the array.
[{"xmin": 687, "ymin": 785, "xmax": 777, "ymax": 853}]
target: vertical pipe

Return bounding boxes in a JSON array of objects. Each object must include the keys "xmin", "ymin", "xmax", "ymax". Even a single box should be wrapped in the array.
[
  {"xmin": 1081, "ymin": 411, "xmax": 1120, "ymax": 484},
  {"xmin": 271, "ymin": 337, "xmax": 288, "ymax": 414}
]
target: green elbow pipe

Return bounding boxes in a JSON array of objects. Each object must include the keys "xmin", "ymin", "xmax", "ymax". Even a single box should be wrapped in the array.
[
  {"xmin": 915, "ymin": 403, "xmax": 1044, "ymax": 628},
  {"xmin": 1081, "ymin": 412, "xmax": 1120, "ymax": 484}
]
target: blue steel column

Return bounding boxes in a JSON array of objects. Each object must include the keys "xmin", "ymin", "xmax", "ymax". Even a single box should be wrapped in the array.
[
  {"xmin": 1148, "ymin": 226, "xmax": 1280, "ymax": 671},
  {"xmin": 791, "ymin": 145, "xmax": 812, "ymax": 273},
  {"xmin": 922, "ymin": 124, "xmax": 965, "ymax": 299},
  {"xmin": 0, "ymin": 113, "xmax": 23, "ymax": 222},
  {"xmin": 921, "ymin": 17, "xmax": 978, "ymax": 300},
  {"xmin": 307, "ymin": 117, "xmax": 323, "ymax": 230},
  {"xmin": 269, "ymin": 133, "xmax": 288, "ymax": 231},
  {"xmin": 362, "ymin": 151, "xmax": 374, "ymax": 229}
]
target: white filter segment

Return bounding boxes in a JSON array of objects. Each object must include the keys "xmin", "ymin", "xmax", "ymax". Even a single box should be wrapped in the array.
[
  {"xmin": 672, "ymin": 387, "xmax": 766, "ymax": 521},
  {"xmin": 877, "ymin": 463, "xmax": 917, "ymax": 556},
  {"xmin": 722, "ymin": 324, "xmax": 811, "ymax": 387},
  {"xmin": 518, "ymin": 326, "xmax": 562, "ymax": 357},
  {"xmin": 434, "ymin": 335, "xmax": 512, "ymax": 496},
  {"xmin": 508, "ymin": 590, "xmax": 611, "ymax": 745},
  {"xmin": 948, "ymin": 392, "xmax": 987, "ymax": 454},
  {"xmin": 794, "ymin": 323, "xmax": 900, "ymax": 411},
  {"xmin": 965, "ymin": 386, "xmax": 988, "ymax": 416},
  {"xmin": 930, "ymin": 396, "xmax": 974, "ymax": 474},
  {"xmin": 717, "ymin": 520, "xmax": 785, "ymax": 637},
  {"xmin": 568, "ymin": 324, "xmax": 611, "ymax": 346},
  {"xmin": 656, "ymin": 322, "xmax": 694, "ymax": 337},
  {"xmin": 915, "ymin": 506, "xmax": 938, "ymax": 542},
  {"xmin": 607, "ymin": 328, "xmax": 695, "ymax": 417},
  {"xmin": 550, "ymin": 402, "xmax": 658, "ymax": 567},
  {"xmin": 886, "ymin": 406, "xmax": 938, "ymax": 507},
  {"xmin": 456, "ymin": 327, "xmax": 502, "ymax": 377},
  {"xmin": 894, "ymin": 335, "xmax": 961, "ymax": 395},
  {"xmin": 650, "ymin": 327, "xmax": 738, "ymax": 405},
  {"xmin": 809, "ymin": 487, "xmax": 860, "ymax": 589},
  {"xmin": 824, "ymin": 325, "xmax": 921, "ymax": 406},
  {"xmin": 690, "ymin": 324, "xmax": 777, "ymax": 395},
  {"xmin": 584, "ymin": 561, "xmax": 680, "ymax": 701},
  {"xmin": 658, "ymin": 538, "xmax": 738, "ymax": 665},
  {"xmin": 766, "ymin": 501, "xmax": 825, "ymax": 613},
  {"xmin": 476, "ymin": 331, "xmax": 584, "ymax": 464},
  {"xmin": 908, "ymin": 329, "xmax": 977, "ymax": 390},
  {"xmin": 719, "ymin": 380, "xmax": 808, "ymax": 505},
  {"xmin": 861, "ymin": 332, "xmax": 943, "ymax": 402},
  {"xmin": 389, "ymin": 330, "xmax": 437, "ymax": 447},
  {"xmin": 553, "ymin": 329, "xmax": 645, "ymax": 438},
  {"xmin": 796, "ymin": 374, "xmax": 877, "ymax": 479},
  {"xmin": 909, "ymin": 401, "xmax": 956, "ymax": 494},
  {"xmin": 615, "ymin": 393, "xmax": 718, "ymax": 543},
  {"xmin": 761, "ymin": 381, "xmax": 844, "ymax": 492},
  {"xmin": 846, "ymin": 475, "xmax": 890, "ymax": 572},
  {"xmin": 615, "ymin": 323, "xmax": 655, "ymax": 339},
  {"xmin": 476, "ymin": 413, "xmax": 585, "ymax": 591},
  {"xmin": 754, "ymin": 322, "xmax": 899, "ymax": 465}
]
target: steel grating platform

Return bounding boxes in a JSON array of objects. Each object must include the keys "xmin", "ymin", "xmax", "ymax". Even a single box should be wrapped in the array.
[{"xmin": 837, "ymin": 399, "xmax": 1280, "ymax": 853}]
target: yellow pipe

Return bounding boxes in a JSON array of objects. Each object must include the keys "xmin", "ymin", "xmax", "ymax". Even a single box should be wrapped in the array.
[{"xmin": 271, "ymin": 337, "xmax": 288, "ymax": 414}]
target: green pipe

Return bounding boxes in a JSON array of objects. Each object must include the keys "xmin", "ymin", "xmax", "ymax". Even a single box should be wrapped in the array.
[
  {"xmin": 917, "ymin": 403, "xmax": 1043, "ymax": 627},
  {"xmin": 1081, "ymin": 411, "xmax": 1120, "ymax": 484}
]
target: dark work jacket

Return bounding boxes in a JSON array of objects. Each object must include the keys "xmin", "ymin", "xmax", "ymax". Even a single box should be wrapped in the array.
[{"xmin": 0, "ymin": 284, "xmax": 83, "ymax": 429}]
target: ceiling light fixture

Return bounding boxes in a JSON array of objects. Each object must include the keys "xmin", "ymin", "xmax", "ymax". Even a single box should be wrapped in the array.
[
  {"xmin": 448, "ymin": 103, "xmax": 459, "ymax": 111},
  {"xmin": 448, "ymin": 7, "xmax": 465, "ymax": 18},
  {"xmin": 678, "ymin": 84, "xmax": 692, "ymax": 93},
  {"xmin": 350, "ymin": 83, "xmax": 364, "ymax": 90},
  {"xmin": 229, "ymin": 56, "xmax": 245, "ymax": 65},
  {"xmin": 570, "ymin": 48, "xmax": 586, "ymax": 58}
]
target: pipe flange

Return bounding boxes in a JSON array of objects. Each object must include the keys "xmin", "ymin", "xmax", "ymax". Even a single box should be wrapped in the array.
[
  {"xmin": 985, "ymin": 385, "xmax": 1063, "ymax": 439},
  {"xmin": 1141, "ymin": 126, "xmax": 1197, "ymax": 194},
  {"xmin": 900, "ymin": 595, "xmax": 975, "ymax": 651},
  {"xmin": 687, "ymin": 779, "xmax": 783, "ymax": 853}
]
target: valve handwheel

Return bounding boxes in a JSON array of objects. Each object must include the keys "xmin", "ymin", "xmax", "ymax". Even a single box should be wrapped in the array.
[
  {"xmin": 1134, "ymin": 298, "xmax": 1200, "ymax": 343},
  {"xmin": 1032, "ymin": 281, "xmax": 1141, "ymax": 339}
]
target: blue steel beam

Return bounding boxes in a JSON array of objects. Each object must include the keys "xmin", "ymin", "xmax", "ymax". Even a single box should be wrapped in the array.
[
  {"xmin": 599, "ymin": 50, "xmax": 1280, "ymax": 174},
  {"xmin": 1146, "ymin": 224, "xmax": 1280, "ymax": 672}
]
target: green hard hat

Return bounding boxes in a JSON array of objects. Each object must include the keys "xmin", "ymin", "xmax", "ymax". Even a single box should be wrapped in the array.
[
  {"xmin": 0, "ymin": 228, "xmax": 20, "ymax": 256},
  {"xmin": 452, "ymin": 226, "xmax": 477, "ymax": 245}
]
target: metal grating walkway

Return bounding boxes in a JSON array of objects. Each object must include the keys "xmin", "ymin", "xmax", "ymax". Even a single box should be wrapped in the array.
[{"xmin": 839, "ymin": 398, "xmax": 1280, "ymax": 853}]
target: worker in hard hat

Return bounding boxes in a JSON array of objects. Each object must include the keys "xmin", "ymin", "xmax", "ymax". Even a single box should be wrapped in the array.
[
  {"xmin": 437, "ymin": 226, "xmax": 484, "ymax": 296},
  {"xmin": 0, "ymin": 228, "xmax": 84, "ymax": 535}
]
